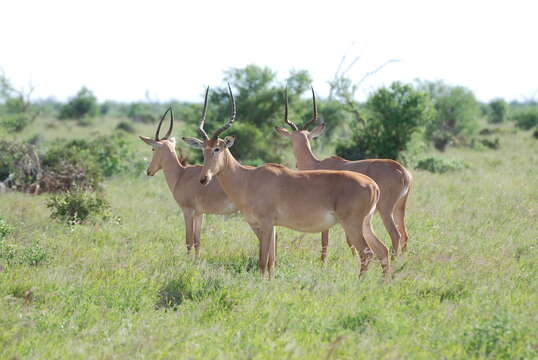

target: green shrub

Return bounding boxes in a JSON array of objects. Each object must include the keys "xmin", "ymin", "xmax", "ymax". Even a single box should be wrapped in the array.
[
  {"xmin": 479, "ymin": 137, "xmax": 500, "ymax": 149},
  {"xmin": 533, "ymin": 129, "xmax": 538, "ymax": 139},
  {"xmin": 464, "ymin": 316, "xmax": 520, "ymax": 359},
  {"xmin": 58, "ymin": 87, "xmax": 98, "ymax": 120},
  {"xmin": 0, "ymin": 240, "xmax": 50, "ymax": 266},
  {"xmin": 479, "ymin": 128, "xmax": 503, "ymax": 136},
  {"xmin": 116, "ymin": 121, "xmax": 135, "ymax": 133},
  {"xmin": 487, "ymin": 98, "xmax": 509, "ymax": 123},
  {"xmin": 21, "ymin": 242, "xmax": 49, "ymax": 266},
  {"xmin": 43, "ymin": 133, "xmax": 136, "ymax": 179},
  {"xmin": 1, "ymin": 113, "xmax": 33, "ymax": 132},
  {"xmin": 47, "ymin": 190, "xmax": 111, "ymax": 224},
  {"xmin": 127, "ymin": 103, "xmax": 157, "ymax": 123},
  {"xmin": 0, "ymin": 241, "xmax": 17, "ymax": 264},
  {"xmin": 336, "ymin": 82, "xmax": 435, "ymax": 160},
  {"xmin": 229, "ymin": 122, "xmax": 282, "ymax": 164},
  {"xmin": 512, "ymin": 107, "xmax": 538, "ymax": 130},
  {"xmin": 0, "ymin": 217, "xmax": 12, "ymax": 239},
  {"xmin": 0, "ymin": 140, "xmax": 42, "ymax": 190},
  {"xmin": 419, "ymin": 81, "xmax": 480, "ymax": 151},
  {"xmin": 339, "ymin": 312, "xmax": 377, "ymax": 332},
  {"xmin": 416, "ymin": 157, "xmax": 469, "ymax": 173},
  {"xmin": 41, "ymin": 140, "xmax": 102, "ymax": 190}
]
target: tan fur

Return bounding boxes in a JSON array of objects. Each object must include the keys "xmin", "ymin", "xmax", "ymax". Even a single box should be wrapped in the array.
[
  {"xmin": 139, "ymin": 137, "xmax": 236, "ymax": 255},
  {"xmin": 277, "ymin": 128, "xmax": 412, "ymax": 259},
  {"xmin": 197, "ymin": 138, "xmax": 391, "ymax": 278}
]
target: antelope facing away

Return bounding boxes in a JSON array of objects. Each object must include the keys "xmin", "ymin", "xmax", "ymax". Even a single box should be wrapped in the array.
[
  {"xmin": 183, "ymin": 84, "xmax": 391, "ymax": 278},
  {"xmin": 275, "ymin": 88, "xmax": 413, "ymax": 260},
  {"xmin": 139, "ymin": 103, "xmax": 237, "ymax": 255}
]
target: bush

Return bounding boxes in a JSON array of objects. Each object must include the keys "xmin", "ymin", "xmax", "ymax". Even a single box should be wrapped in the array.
[
  {"xmin": 1, "ymin": 113, "xmax": 33, "ymax": 132},
  {"xmin": 533, "ymin": 129, "xmax": 538, "ymax": 139},
  {"xmin": 44, "ymin": 133, "xmax": 136, "ymax": 178},
  {"xmin": 21, "ymin": 242, "xmax": 50, "ymax": 266},
  {"xmin": 0, "ymin": 75, "xmax": 38, "ymax": 132},
  {"xmin": 478, "ymin": 137, "xmax": 500, "ymax": 150},
  {"xmin": 228, "ymin": 122, "xmax": 282, "ymax": 164},
  {"xmin": 419, "ymin": 81, "xmax": 480, "ymax": 151},
  {"xmin": 0, "ymin": 240, "xmax": 50, "ymax": 266},
  {"xmin": 127, "ymin": 103, "xmax": 158, "ymax": 123},
  {"xmin": 0, "ymin": 217, "xmax": 12, "ymax": 239},
  {"xmin": 41, "ymin": 140, "xmax": 102, "ymax": 191},
  {"xmin": 58, "ymin": 87, "xmax": 98, "ymax": 120},
  {"xmin": 336, "ymin": 82, "xmax": 435, "ymax": 160},
  {"xmin": 116, "ymin": 121, "xmax": 135, "ymax": 133},
  {"xmin": 1, "ymin": 134, "xmax": 138, "ymax": 194},
  {"xmin": 0, "ymin": 140, "xmax": 43, "ymax": 191},
  {"xmin": 512, "ymin": 107, "xmax": 538, "ymax": 130},
  {"xmin": 416, "ymin": 157, "xmax": 469, "ymax": 173},
  {"xmin": 47, "ymin": 190, "xmax": 111, "ymax": 224},
  {"xmin": 487, "ymin": 98, "xmax": 509, "ymax": 123}
]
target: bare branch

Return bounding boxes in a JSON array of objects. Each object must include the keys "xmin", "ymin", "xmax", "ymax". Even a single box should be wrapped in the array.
[{"xmin": 355, "ymin": 59, "xmax": 400, "ymax": 89}]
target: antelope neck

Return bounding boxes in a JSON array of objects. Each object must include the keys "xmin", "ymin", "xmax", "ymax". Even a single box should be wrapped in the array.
[
  {"xmin": 214, "ymin": 149, "xmax": 249, "ymax": 202},
  {"xmin": 292, "ymin": 137, "xmax": 320, "ymax": 170},
  {"xmin": 159, "ymin": 146, "xmax": 185, "ymax": 193}
]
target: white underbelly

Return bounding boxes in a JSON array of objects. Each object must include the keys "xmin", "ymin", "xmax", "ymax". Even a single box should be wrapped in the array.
[{"xmin": 276, "ymin": 211, "xmax": 337, "ymax": 233}]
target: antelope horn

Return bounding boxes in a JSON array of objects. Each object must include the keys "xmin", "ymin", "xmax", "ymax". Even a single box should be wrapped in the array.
[
  {"xmin": 212, "ymin": 82, "xmax": 236, "ymax": 139},
  {"xmin": 302, "ymin": 86, "xmax": 318, "ymax": 130},
  {"xmin": 163, "ymin": 106, "xmax": 174, "ymax": 139},
  {"xmin": 155, "ymin": 106, "xmax": 172, "ymax": 140},
  {"xmin": 283, "ymin": 87, "xmax": 299, "ymax": 131},
  {"xmin": 199, "ymin": 86, "xmax": 210, "ymax": 140}
]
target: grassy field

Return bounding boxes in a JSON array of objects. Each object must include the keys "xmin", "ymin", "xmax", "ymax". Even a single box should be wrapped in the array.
[{"xmin": 1, "ymin": 121, "xmax": 537, "ymax": 359}]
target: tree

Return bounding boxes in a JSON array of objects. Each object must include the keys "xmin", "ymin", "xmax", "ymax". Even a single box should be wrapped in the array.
[
  {"xmin": 58, "ymin": 87, "xmax": 98, "ymax": 120},
  {"xmin": 418, "ymin": 80, "xmax": 480, "ymax": 151},
  {"xmin": 487, "ymin": 98, "xmax": 509, "ymax": 123},
  {"xmin": 336, "ymin": 82, "xmax": 435, "ymax": 161},
  {"xmin": 0, "ymin": 68, "xmax": 39, "ymax": 133},
  {"xmin": 183, "ymin": 65, "xmax": 319, "ymax": 164}
]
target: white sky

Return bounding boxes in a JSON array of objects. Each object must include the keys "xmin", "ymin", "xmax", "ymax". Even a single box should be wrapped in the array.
[{"xmin": 1, "ymin": 0, "xmax": 537, "ymax": 103}]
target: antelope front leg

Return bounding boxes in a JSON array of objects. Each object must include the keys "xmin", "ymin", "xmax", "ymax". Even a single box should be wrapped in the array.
[
  {"xmin": 193, "ymin": 213, "xmax": 204, "ymax": 257},
  {"xmin": 182, "ymin": 209, "xmax": 195, "ymax": 254},
  {"xmin": 321, "ymin": 231, "xmax": 329, "ymax": 262},
  {"xmin": 249, "ymin": 223, "xmax": 275, "ymax": 279}
]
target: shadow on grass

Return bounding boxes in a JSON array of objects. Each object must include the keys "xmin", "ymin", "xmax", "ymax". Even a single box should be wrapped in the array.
[
  {"xmin": 155, "ymin": 270, "xmax": 223, "ymax": 310},
  {"xmin": 204, "ymin": 253, "xmax": 259, "ymax": 274}
]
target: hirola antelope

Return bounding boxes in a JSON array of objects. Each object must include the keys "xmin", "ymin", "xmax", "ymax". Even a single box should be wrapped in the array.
[
  {"xmin": 139, "ymin": 104, "xmax": 237, "ymax": 255},
  {"xmin": 275, "ymin": 88, "xmax": 412, "ymax": 260},
  {"xmin": 183, "ymin": 84, "xmax": 391, "ymax": 278}
]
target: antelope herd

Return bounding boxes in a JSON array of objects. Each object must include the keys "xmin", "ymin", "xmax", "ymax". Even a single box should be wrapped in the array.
[{"xmin": 140, "ymin": 84, "xmax": 413, "ymax": 279}]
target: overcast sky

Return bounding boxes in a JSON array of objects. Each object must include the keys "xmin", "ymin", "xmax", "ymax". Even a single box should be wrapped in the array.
[{"xmin": 1, "ymin": 0, "xmax": 537, "ymax": 103}]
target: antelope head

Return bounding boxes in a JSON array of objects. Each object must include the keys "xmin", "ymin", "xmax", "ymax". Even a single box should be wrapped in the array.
[
  {"xmin": 274, "ymin": 86, "xmax": 326, "ymax": 147},
  {"xmin": 182, "ymin": 84, "xmax": 236, "ymax": 186},
  {"xmin": 139, "ymin": 106, "xmax": 176, "ymax": 176}
]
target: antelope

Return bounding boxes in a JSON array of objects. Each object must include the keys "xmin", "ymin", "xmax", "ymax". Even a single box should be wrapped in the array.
[
  {"xmin": 275, "ymin": 88, "xmax": 413, "ymax": 261},
  {"xmin": 139, "ymin": 102, "xmax": 237, "ymax": 255},
  {"xmin": 183, "ymin": 84, "xmax": 391, "ymax": 278}
]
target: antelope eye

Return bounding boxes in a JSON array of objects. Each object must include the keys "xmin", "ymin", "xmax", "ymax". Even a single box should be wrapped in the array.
[{"xmin": 213, "ymin": 148, "xmax": 220, "ymax": 153}]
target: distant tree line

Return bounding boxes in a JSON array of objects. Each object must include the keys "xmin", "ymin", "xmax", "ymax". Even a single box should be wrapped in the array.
[{"xmin": 2, "ymin": 65, "xmax": 538, "ymax": 168}]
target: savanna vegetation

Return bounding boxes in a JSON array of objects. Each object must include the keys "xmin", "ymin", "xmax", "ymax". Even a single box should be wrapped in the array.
[{"xmin": 1, "ymin": 65, "xmax": 537, "ymax": 359}]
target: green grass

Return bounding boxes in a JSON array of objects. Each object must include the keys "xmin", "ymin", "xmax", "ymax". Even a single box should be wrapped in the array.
[{"xmin": 1, "ymin": 122, "xmax": 538, "ymax": 359}]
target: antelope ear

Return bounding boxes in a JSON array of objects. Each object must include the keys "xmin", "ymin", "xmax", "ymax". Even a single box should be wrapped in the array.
[
  {"xmin": 309, "ymin": 123, "xmax": 326, "ymax": 139},
  {"xmin": 182, "ymin": 137, "xmax": 203, "ymax": 149},
  {"xmin": 274, "ymin": 126, "xmax": 291, "ymax": 137},
  {"xmin": 224, "ymin": 136, "xmax": 235, "ymax": 148},
  {"xmin": 139, "ymin": 136, "xmax": 155, "ymax": 146}
]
